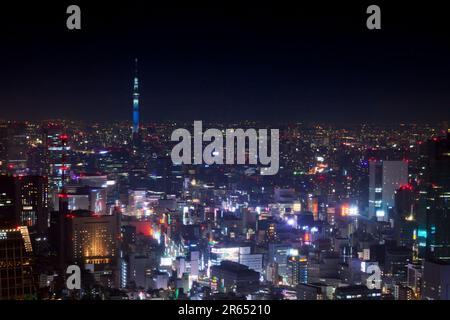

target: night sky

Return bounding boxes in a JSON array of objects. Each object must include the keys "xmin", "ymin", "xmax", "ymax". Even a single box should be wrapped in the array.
[{"xmin": 1, "ymin": 1, "xmax": 450, "ymax": 123}]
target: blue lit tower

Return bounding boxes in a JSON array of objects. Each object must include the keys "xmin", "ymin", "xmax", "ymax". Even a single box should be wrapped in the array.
[{"xmin": 132, "ymin": 58, "xmax": 140, "ymax": 140}]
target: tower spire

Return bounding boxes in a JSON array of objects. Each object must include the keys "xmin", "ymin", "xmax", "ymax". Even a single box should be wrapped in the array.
[{"xmin": 132, "ymin": 58, "xmax": 140, "ymax": 137}]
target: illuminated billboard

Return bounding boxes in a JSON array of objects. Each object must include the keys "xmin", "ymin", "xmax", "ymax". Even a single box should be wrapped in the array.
[
  {"xmin": 211, "ymin": 247, "xmax": 240, "ymax": 263},
  {"xmin": 160, "ymin": 257, "xmax": 172, "ymax": 267}
]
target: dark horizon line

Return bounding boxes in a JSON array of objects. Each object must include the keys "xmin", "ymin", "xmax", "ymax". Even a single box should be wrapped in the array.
[{"xmin": 0, "ymin": 118, "xmax": 448, "ymax": 127}]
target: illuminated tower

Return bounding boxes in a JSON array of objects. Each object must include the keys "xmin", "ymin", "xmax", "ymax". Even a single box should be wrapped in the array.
[{"xmin": 132, "ymin": 58, "xmax": 140, "ymax": 140}]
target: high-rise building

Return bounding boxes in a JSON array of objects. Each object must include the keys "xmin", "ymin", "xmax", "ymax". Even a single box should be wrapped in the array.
[
  {"xmin": 407, "ymin": 263, "xmax": 422, "ymax": 298},
  {"xmin": 42, "ymin": 124, "xmax": 70, "ymax": 202},
  {"xmin": 0, "ymin": 175, "xmax": 17, "ymax": 228},
  {"xmin": 65, "ymin": 185, "xmax": 107, "ymax": 215},
  {"xmin": 0, "ymin": 175, "xmax": 49, "ymax": 238},
  {"xmin": 384, "ymin": 246, "xmax": 412, "ymax": 282},
  {"xmin": 420, "ymin": 131, "xmax": 450, "ymax": 262},
  {"xmin": 369, "ymin": 160, "xmax": 408, "ymax": 221},
  {"xmin": 5, "ymin": 122, "xmax": 29, "ymax": 174},
  {"xmin": 128, "ymin": 253, "xmax": 152, "ymax": 289},
  {"xmin": 66, "ymin": 210, "xmax": 120, "ymax": 287},
  {"xmin": 393, "ymin": 184, "xmax": 416, "ymax": 248},
  {"xmin": 148, "ymin": 156, "xmax": 183, "ymax": 194},
  {"xmin": 393, "ymin": 284, "xmax": 414, "ymax": 300},
  {"xmin": 0, "ymin": 226, "xmax": 35, "ymax": 299},
  {"xmin": 286, "ymin": 255, "xmax": 308, "ymax": 286},
  {"xmin": 16, "ymin": 175, "xmax": 49, "ymax": 236}
]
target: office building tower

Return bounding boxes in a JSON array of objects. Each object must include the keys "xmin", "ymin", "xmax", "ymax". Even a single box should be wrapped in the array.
[
  {"xmin": 0, "ymin": 175, "xmax": 17, "ymax": 228},
  {"xmin": 0, "ymin": 175, "xmax": 49, "ymax": 233},
  {"xmin": 369, "ymin": 160, "xmax": 408, "ymax": 221},
  {"xmin": 407, "ymin": 263, "xmax": 422, "ymax": 298},
  {"xmin": 393, "ymin": 184, "xmax": 416, "ymax": 248},
  {"xmin": 5, "ymin": 122, "xmax": 28, "ymax": 174},
  {"xmin": 128, "ymin": 253, "xmax": 152, "ymax": 289},
  {"xmin": 421, "ymin": 132, "xmax": 450, "ymax": 262},
  {"xmin": 393, "ymin": 284, "xmax": 414, "ymax": 300},
  {"xmin": 384, "ymin": 246, "xmax": 412, "ymax": 282},
  {"xmin": 286, "ymin": 255, "xmax": 308, "ymax": 286},
  {"xmin": 16, "ymin": 176, "xmax": 49, "ymax": 235},
  {"xmin": 268, "ymin": 243, "xmax": 291, "ymax": 279},
  {"xmin": 67, "ymin": 210, "xmax": 120, "ymax": 287},
  {"xmin": 42, "ymin": 124, "xmax": 69, "ymax": 194},
  {"xmin": 0, "ymin": 226, "xmax": 35, "ymax": 299}
]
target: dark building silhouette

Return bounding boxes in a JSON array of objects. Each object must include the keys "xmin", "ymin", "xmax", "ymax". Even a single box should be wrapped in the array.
[
  {"xmin": 210, "ymin": 260, "xmax": 259, "ymax": 295},
  {"xmin": 335, "ymin": 285, "xmax": 381, "ymax": 300},
  {"xmin": 393, "ymin": 185, "xmax": 416, "ymax": 248},
  {"xmin": 0, "ymin": 175, "xmax": 17, "ymax": 228},
  {"xmin": 421, "ymin": 131, "xmax": 450, "ymax": 262}
]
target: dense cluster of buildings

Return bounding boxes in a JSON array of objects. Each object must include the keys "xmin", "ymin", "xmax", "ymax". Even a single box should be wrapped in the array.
[{"xmin": 0, "ymin": 64, "xmax": 449, "ymax": 300}]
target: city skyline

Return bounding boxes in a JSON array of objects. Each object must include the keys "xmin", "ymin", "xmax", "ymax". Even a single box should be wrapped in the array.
[{"xmin": 1, "ymin": 1, "xmax": 450, "ymax": 303}]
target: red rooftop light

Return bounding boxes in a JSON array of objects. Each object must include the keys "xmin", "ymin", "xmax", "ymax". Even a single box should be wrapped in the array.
[{"xmin": 399, "ymin": 183, "xmax": 413, "ymax": 191}]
